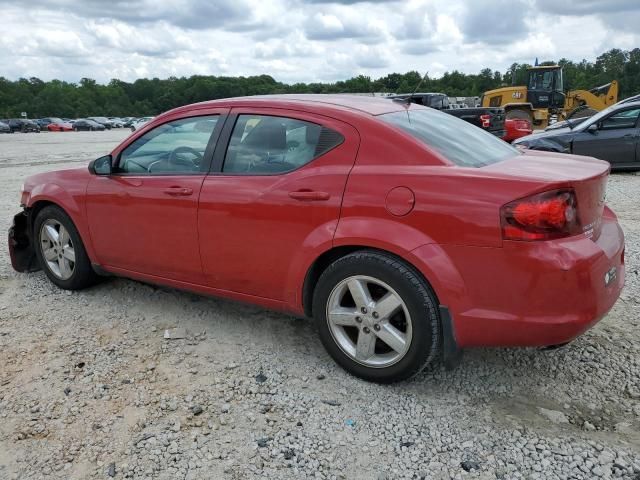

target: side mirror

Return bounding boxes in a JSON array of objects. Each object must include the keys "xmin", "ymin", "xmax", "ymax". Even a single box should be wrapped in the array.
[
  {"xmin": 587, "ymin": 123, "xmax": 598, "ymax": 134},
  {"xmin": 89, "ymin": 155, "xmax": 112, "ymax": 175}
]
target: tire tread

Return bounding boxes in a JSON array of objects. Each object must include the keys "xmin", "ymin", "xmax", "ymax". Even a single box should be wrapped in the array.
[{"xmin": 313, "ymin": 249, "xmax": 441, "ymax": 383}]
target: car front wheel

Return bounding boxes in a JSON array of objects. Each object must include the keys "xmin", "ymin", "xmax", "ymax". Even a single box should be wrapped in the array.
[
  {"xmin": 313, "ymin": 251, "xmax": 441, "ymax": 383},
  {"xmin": 34, "ymin": 206, "xmax": 99, "ymax": 290}
]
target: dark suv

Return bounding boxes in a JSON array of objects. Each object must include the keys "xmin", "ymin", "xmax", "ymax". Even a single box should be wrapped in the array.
[{"xmin": 3, "ymin": 119, "xmax": 41, "ymax": 133}]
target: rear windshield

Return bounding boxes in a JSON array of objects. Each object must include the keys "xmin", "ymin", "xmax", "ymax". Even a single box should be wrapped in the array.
[{"xmin": 379, "ymin": 108, "xmax": 519, "ymax": 167}]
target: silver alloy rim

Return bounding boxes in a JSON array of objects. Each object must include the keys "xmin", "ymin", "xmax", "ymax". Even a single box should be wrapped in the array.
[
  {"xmin": 39, "ymin": 219, "xmax": 75, "ymax": 280},
  {"xmin": 326, "ymin": 275, "xmax": 412, "ymax": 368}
]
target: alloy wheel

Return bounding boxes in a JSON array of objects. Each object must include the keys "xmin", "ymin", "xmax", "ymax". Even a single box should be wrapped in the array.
[
  {"xmin": 39, "ymin": 219, "xmax": 76, "ymax": 280},
  {"xmin": 326, "ymin": 275, "xmax": 412, "ymax": 368}
]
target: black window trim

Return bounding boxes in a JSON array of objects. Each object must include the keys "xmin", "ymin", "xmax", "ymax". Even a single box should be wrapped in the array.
[
  {"xmin": 208, "ymin": 112, "xmax": 345, "ymax": 176},
  {"xmin": 112, "ymin": 113, "xmax": 228, "ymax": 177},
  {"xmin": 598, "ymin": 106, "xmax": 640, "ymax": 131}
]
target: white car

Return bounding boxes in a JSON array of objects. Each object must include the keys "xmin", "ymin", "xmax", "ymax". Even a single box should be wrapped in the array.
[{"xmin": 130, "ymin": 117, "xmax": 154, "ymax": 131}]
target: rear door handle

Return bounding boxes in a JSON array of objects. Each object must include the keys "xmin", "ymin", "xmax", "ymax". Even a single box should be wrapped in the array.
[
  {"xmin": 288, "ymin": 190, "xmax": 330, "ymax": 201},
  {"xmin": 163, "ymin": 186, "xmax": 193, "ymax": 196}
]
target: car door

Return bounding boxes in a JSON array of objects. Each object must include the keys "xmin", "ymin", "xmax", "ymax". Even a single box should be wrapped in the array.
[
  {"xmin": 198, "ymin": 108, "xmax": 359, "ymax": 302},
  {"xmin": 572, "ymin": 107, "xmax": 640, "ymax": 166},
  {"xmin": 85, "ymin": 109, "xmax": 228, "ymax": 283}
]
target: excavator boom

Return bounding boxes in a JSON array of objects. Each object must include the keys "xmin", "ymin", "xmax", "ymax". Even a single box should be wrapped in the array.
[{"xmin": 565, "ymin": 80, "xmax": 618, "ymax": 114}]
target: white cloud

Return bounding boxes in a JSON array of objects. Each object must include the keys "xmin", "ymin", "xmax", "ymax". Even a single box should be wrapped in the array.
[{"xmin": 0, "ymin": 0, "xmax": 637, "ymax": 84}]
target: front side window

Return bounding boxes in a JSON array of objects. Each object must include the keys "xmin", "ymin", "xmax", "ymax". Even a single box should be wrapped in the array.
[
  {"xmin": 380, "ymin": 108, "xmax": 519, "ymax": 168},
  {"xmin": 118, "ymin": 116, "xmax": 218, "ymax": 174},
  {"xmin": 600, "ymin": 108, "xmax": 640, "ymax": 130},
  {"xmin": 223, "ymin": 115, "xmax": 344, "ymax": 174}
]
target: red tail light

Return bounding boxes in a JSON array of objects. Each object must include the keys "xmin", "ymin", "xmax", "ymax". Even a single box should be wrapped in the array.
[
  {"xmin": 480, "ymin": 114, "xmax": 491, "ymax": 128},
  {"xmin": 501, "ymin": 189, "xmax": 581, "ymax": 241}
]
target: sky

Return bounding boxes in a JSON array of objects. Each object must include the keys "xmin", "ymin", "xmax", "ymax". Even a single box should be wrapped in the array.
[{"xmin": 0, "ymin": 0, "xmax": 639, "ymax": 84}]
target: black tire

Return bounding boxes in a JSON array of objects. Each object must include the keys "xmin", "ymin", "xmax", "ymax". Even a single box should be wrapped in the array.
[
  {"xmin": 506, "ymin": 108, "xmax": 532, "ymax": 123},
  {"xmin": 312, "ymin": 250, "xmax": 441, "ymax": 383},
  {"xmin": 33, "ymin": 206, "xmax": 99, "ymax": 290}
]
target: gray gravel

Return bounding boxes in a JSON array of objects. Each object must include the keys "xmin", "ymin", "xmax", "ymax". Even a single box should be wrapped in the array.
[{"xmin": 0, "ymin": 131, "xmax": 639, "ymax": 479}]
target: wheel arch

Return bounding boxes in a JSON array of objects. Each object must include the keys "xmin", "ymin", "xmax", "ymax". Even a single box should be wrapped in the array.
[
  {"xmin": 301, "ymin": 244, "xmax": 445, "ymax": 319},
  {"xmin": 27, "ymin": 191, "xmax": 97, "ymax": 264}
]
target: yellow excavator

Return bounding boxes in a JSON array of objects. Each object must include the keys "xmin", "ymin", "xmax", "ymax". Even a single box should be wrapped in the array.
[{"xmin": 480, "ymin": 65, "xmax": 618, "ymax": 129}]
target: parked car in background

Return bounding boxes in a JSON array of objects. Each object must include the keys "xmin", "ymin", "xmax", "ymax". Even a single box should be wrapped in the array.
[
  {"xmin": 87, "ymin": 117, "xmax": 113, "ymax": 129},
  {"xmin": 72, "ymin": 119, "xmax": 106, "ymax": 131},
  {"xmin": 108, "ymin": 117, "xmax": 124, "ymax": 128},
  {"xmin": 48, "ymin": 121, "xmax": 73, "ymax": 132},
  {"xmin": 37, "ymin": 117, "xmax": 64, "ymax": 129},
  {"xmin": 130, "ymin": 116, "xmax": 154, "ymax": 131},
  {"xmin": 514, "ymin": 99, "xmax": 640, "ymax": 170},
  {"xmin": 0, "ymin": 121, "xmax": 11, "ymax": 133},
  {"xmin": 36, "ymin": 118, "xmax": 51, "ymax": 129},
  {"xmin": 503, "ymin": 118, "xmax": 533, "ymax": 142},
  {"xmin": 4, "ymin": 119, "xmax": 40, "ymax": 133},
  {"xmin": 8, "ymin": 95, "xmax": 625, "ymax": 383},
  {"xmin": 389, "ymin": 93, "xmax": 506, "ymax": 138}
]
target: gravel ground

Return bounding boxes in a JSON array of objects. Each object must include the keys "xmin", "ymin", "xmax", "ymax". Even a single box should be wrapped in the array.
[{"xmin": 0, "ymin": 130, "xmax": 639, "ymax": 480}]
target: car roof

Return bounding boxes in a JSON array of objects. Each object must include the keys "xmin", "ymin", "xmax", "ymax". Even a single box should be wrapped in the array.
[
  {"xmin": 172, "ymin": 94, "xmax": 411, "ymax": 117},
  {"xmin": 617, "ymin": 97, "xmax": 640, "ymax": 107}
]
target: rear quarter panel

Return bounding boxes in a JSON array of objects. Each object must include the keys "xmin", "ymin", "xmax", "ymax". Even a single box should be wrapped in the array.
[{"xmin": 334, "ymin": 123, "xmax": 575, "ymax": 307}]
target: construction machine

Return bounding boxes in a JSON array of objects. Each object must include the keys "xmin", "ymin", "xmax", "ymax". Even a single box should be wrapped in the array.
[{"xmin": 480, "ymin": 65, "xmax": 618, "ymax": 129}]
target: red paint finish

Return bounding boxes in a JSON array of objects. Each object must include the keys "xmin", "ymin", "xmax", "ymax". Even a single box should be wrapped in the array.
[
  {"xmin": 47, "ymin": 122, "xmax": 73, "ymax": 132},
  {"xmin": 15, "ymin": 95, "xmax": 625, "ymax": 350},
  {"xmin": 385, "ymin": 187, "xmax": 415, "ymax": 216},
  {"xmin": 503, "ymin": 118, "xmax": 532, "ymax": 143},
  {"xmin": 198, "ymin": 107, "xmax": 360, "ymax": 301},
  {"xmin": 85, "ymin": 175, "xmax": 206, "ymax": 283}
]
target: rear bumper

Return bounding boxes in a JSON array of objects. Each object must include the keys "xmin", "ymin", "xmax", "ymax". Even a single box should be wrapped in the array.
[
  {"xmin": 8, "ymin": 210, "xmax": 39, "ymax": 273},
  {"xmin": 414, "ymin": 212, "xmax": 625, "ymax": 348}
]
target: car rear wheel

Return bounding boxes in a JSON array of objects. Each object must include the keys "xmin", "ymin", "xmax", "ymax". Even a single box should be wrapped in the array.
[
  {"xmin": 34, "ymin": 206, "xmax": 99, "ymax": 290},
  {"xmin": 506, "ymin": 108, "xmax": 533, "ymax": 123},
  {"xmin": 313, "ymin": 251, "xmax": 441, "ymax": 383}
]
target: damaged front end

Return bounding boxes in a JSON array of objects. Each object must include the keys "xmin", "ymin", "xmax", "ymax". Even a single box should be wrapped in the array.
[{"xmin": 8, "ymin": 210, "xmax": 40, "ymax": 273}]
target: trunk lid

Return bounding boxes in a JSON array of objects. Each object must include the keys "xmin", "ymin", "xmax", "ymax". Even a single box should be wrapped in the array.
[{"xmin": 485, "ymin": 151, "xmax": 610, "ymax": 240}]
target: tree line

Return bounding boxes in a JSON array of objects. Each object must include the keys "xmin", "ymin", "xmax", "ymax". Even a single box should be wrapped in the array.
[{"xmin": 0, "ymin": 48, "xmax": 638, "ymax": 119}]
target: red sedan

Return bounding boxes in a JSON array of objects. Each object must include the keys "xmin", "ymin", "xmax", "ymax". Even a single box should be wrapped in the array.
[
  {"xmin": 47, "ymin": 121, "xmax": 73, "ymax": 132},
  {"xmin": 8, "ymin": 95, "xmax": 625, "ymax": 383}
]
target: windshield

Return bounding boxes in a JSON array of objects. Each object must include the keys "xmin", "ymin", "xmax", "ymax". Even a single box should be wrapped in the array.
[
  {"xmin": 379, "ymin": 108, "xmax": 519, "ymax": 167},
  {"xmin": 528, "ymin": 69, "xmax": 563, "ymax": 92}
]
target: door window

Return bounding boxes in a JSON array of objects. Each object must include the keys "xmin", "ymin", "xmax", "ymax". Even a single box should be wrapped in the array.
[
  {"xmin": 600, "ymin": 108, "xmax": 640, "ymax": 130},
  {"xmin": 117, "ymin": 116, "xmax": 219, "ymax": 174},
  {"xmin": 222, "ymin": 115, "xmax": 344, "ymax": 174}
]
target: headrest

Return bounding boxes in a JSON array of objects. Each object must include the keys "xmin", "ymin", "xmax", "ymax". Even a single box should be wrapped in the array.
[{"xmin": 244, "ymin": 120, "xmax": 286, "ymax": 151}]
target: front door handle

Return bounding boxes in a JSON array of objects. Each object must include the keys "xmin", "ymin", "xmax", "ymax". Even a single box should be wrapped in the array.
[
  {"xmin": 288, "ymin": 190, "xmax": 330, "ymax": 201},
  {"xmin": 163, "ymin": 186, "xmax": 193, "ymax": 196}
]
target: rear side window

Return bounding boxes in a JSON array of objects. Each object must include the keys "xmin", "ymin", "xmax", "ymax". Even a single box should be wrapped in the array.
[
  {"xmin": 223, "ymin": 115, "xmax": 344, "ymax": 174},
  {"xmin": 379, "ymin": 108, "xmax": 519, "ymax": 167}
]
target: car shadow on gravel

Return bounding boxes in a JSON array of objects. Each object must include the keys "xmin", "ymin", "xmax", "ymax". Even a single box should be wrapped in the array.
[{"xmin": 80, "ymin": 276, "xmax": 620, "ymax": 394}]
